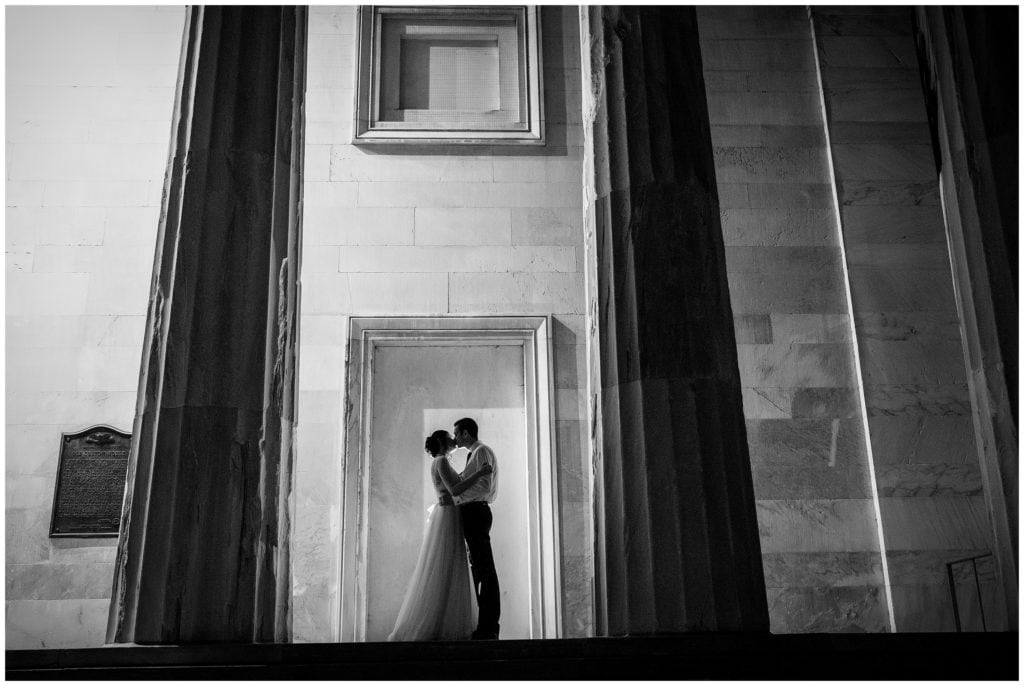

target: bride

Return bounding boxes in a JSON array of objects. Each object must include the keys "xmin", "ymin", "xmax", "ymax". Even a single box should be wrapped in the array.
[{"xmin": 387, "ymin": 429, "xmax": 492, "ymax": 642}]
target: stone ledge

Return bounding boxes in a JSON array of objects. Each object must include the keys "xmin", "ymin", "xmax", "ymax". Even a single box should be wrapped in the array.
[{"xmin": 6, "ymin": 633, "xmax": 1017, "ymax": 680}]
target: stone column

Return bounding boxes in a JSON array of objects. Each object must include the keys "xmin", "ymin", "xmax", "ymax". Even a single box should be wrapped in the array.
[
  {"xmin": 106, "ymin": 6, "xmax": 306, "ymax": 644},
  {"xmin": 582, "ymin": 6, "xmax": 769, "ymax": 634}
]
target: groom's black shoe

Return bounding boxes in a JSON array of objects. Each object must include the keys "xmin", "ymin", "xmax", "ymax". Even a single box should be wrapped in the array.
[{"xmin": 471, "ymin": 626, "xmax": 499, "ymax": 640}]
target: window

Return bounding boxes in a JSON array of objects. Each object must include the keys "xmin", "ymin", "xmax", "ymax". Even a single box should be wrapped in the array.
[{"xmin": 354, "ymin": 6, "xmax": 544, "ymax": 144}]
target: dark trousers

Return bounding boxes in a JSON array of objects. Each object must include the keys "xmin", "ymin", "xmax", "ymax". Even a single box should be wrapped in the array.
[{"xmin": 459, "ymin": 502, "xmax": 500, "ymax": 634}]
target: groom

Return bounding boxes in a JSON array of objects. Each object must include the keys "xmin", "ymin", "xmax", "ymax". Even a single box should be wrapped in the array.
[{"xmin": 452, "ymin": 417, "xmax": 500, "ymax": 640}]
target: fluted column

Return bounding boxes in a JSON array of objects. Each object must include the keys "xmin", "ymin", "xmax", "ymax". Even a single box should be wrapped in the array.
[
  {"xmin": 106, "ymin": 6, "xmax": 306, "ymax": 644},
  {"xmin": 582, "ymin": 6, "xmax": 768, "ymax": 634}
]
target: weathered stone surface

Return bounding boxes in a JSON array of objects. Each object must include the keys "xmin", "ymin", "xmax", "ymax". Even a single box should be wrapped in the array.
[
  {"xmin": 560, "ymin": 554, "xmax": 595, "ymax": 638},
  {"xmin": 709, "ymin": 125, "xmax": 825, "ymax": 148},
  {"xmin": 878, "ymin": 496, "xmax": 993, "ymax": 549},
  {"xmin": 827, "ymin": 121, "xmax": 932, "ymax": 144},
  {"xmin": 555, "ymin": 420, "xmax": 587, "ymax": 504},
  {"xmin": 885, "ymin": 548, "xmax": 997, "ymax": 585},
  {"xmin": 698, "ymin": 5, "xmax": 807, "ymax": 23},
  {"xmin": 5, "ymin": 508, "xmax": 52, "ymax": 565},
  {"xmin": 860, "ymin": 339, "xmax": 968, "ymax": 385},
  {"xmin": 753, "ymin": 464, "xmax": 873, "ymax": 499},
  {"xmin": 697, "ymin": 7, "xmax": 810, "ymax": 40},
  {"xmin": 511, "ymin": 207, "xmax": 583, "ymax": 246},
  {"xmin": 889, "ymin": 584, "xmax": 954, "ymax": 631},
  {"xmin": 848, "ymin": 268, "xmax": 957, "ymax": 312},
  {"xmin": 868, "ymin": 415, "xmax": 976, "ymax": 464},
  {"xmin": 290, "ymin": 467, "xmax": 336, "ymax": 643},
  {"xmin": 846, "ymin": 244, "xmax": 952, "ymax": 271},
  {"xmin": 864, "ymin": 384, "xmax": 972, "ymax": 416},
  {"xmin": 761, "ymin": 551, "xmax": 883, "ymax": 588},
  {"xmin": 704, "ymin": 71, "xmax": 817, "ymax": 93},
  {"xmin": 713, "ymin": 147, "xmax": 828, "ymax": 183},
  {"xmin": 741, "ymin": 386, "xmax": 861, "ymax": 420},
  {"xmin": 107, "ymin": 7, "xmax": 306, "ymax": 645},
  {"xmin": 876, "ymin": 464, "xmax": 983, "ymax": 497},
  {"xmin": 854, "ymin": 312, "xmax": 961, "ymax": 342},
  {"xmin": 817, "ymin": 36, "xmax": 918, "ymax": 68},
  {"xmin": 737, "ymin": 343, "xmax": 856, "ymax": 387},
  {"xmin": 727, "ymin": 273, "xmax": 847, "ymax": 315},
  {"xmin": 720, "ymin": 208, "xmax": 836, "ymax": 246},
  {"xmin": 725, "ymin": 245, "xmax": 841, "ymax": 272},
  {"xmin": 6, "ymin": 599, "xmax": 111, "ymax": 649},
  {"xmin": 837, "ymin": 180, "xmax": 940, "ymax": 206},
  {"xmin": 746, "ymin": 418, "xmax": 865, "ymax": 468},
  {"xmin": 586, "ymin": 5, "xmax": 768, "ymax": 634},
  {"xmin": 6, "ymin": 562, "xmax": 114, "ymax": 600},
  {"xmin": 825, "ymin": 89, "xmax": 928, "ymax": 123},
  {"xmin": 756, "ymin": 499, "xmax": 880, "ymax": 553},
  {"xmin": 767, "ymin": 585, "xmax": 889, "ymax": 633},
  {"xmin": 733, "ymin": 315, "xmax": 773, "ymax": 344},
  {"xmin": 770, "ymin": 313, "xmax": 851, "ymax": 343},
  {"xmin": 701, "ymin": 39, "xmax": 815, "ymax": 72},
  {"xmin": 814, "ymin": 11, "xmax": 913, "ymax": 37},
  {"xmin": 832, "ymin": 143, "xmax": 935, "ymax": 181},
  {"xmin": 840, "ymin": 205, "xmax": 946, "ymax": 243},
  {"xmin": 706, "ymin": 92, "xmax": 822, "ymax": 126}
]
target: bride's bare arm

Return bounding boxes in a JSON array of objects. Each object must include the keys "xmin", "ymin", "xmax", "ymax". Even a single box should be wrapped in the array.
[{"xmin": 436, "ymin": 458, "xmax": 493, "ymax": 497}]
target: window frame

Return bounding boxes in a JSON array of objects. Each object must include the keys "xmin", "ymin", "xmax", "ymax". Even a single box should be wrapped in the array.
[{"xmin": 353, "ymin": 5, "xmax": 545, "ymax": 145}]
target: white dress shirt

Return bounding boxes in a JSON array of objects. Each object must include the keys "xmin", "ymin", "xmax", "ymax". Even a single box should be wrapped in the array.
[{"xmin": 453, "ymin": 440, "xmax": 498, "ymax": 505}]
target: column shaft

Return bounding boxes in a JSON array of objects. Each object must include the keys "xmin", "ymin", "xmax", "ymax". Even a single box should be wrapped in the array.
[
  {"xmin": 584, "ymin": 5, "xmax": 769, "ymax": 634},
  {"xmin": 106, "ymin": 6, "xmax": 306, "ymax": 644}
]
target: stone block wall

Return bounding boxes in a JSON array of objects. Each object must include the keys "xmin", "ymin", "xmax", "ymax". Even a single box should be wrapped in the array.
[
  {"xmin": 5, "ymin": 6, "xmax": 183, "ymax": 648},
  {"xmin": 812, "ymin": 6, "xmax": 1004, "ymax": 631},
  {"xmin": 697, "ymin": 6, "xmax": 889, "ymax": 633},
  {"xmin": 294, "ymin": 5, "xmax": 592, "ymax": 641}
]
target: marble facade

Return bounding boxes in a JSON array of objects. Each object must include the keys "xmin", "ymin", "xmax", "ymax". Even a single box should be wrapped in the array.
[
  {"xmin": 5, "ymin": 5, "xmax": 1014, "ymax": 648},
  {"xmin": 292, "ymin": 5, "xmax": 593, "ymax": 642},
  {"xmin": 6, "ymin": 7, "xmax": 185, "ymax": 648}
]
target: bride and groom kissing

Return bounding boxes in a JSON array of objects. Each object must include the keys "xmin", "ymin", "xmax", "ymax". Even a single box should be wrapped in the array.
[{"xmin": 387, "ymin": 417, "xmax": 501, "ymax": 642}]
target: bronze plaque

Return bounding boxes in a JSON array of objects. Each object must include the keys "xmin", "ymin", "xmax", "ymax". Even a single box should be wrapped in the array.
[{"xmin": 49, "ymin": 425, "xmax": 131, "ymax": 537}]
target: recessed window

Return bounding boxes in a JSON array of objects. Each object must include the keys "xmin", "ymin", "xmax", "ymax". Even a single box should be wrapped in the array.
[{"xmin": 354, "ymin": 6, "xmax": 544, "ymax": 144}]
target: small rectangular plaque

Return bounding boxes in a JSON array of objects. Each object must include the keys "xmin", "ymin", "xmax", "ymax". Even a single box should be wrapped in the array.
[{"xmin": 49, "ymin": 425, "xmax": 131, "ymax": 537}]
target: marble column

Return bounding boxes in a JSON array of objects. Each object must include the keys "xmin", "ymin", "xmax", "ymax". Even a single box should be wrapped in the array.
[
  {"xmin": 582, "ymin": 6, "xmax": 769, "ymax": 634},
  {"xmin": 913, "ymin": 6, "xmax": 1018, "ymax": 628},
  {"xmin": 106, "ymin": 6, "xmax": 306, "ymax": 644}
]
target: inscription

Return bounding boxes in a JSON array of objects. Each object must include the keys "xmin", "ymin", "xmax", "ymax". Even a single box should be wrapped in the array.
[{"xmin": 50, "ymin": 426, "xmax": 131, "ymax": 537}]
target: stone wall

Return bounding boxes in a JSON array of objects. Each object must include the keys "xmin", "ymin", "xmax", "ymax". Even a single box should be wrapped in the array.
[
  {"xmin": 294, "ymin": 5, "xmax": 592, "ymax": 641},
  {"xmin": 812, "ymin": 6, "xmax": 1004, "ymax": 631},
  {"xmin": 5, "ymin": 6, "xmax": 184, "ymax": 648},
  {"xmin": 697, "ymin": 6, "xmax": 889, "ymax": 633}
]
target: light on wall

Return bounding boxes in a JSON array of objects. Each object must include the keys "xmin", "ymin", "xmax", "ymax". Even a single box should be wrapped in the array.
[{"xmin": 353, "ymin": 5, "xmax": 544, "ymax": 144}]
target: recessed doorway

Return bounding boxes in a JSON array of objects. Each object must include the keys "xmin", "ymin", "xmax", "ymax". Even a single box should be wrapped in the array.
[{"xmin": 338, "ymin": 316, "xmax": 561, "ymax": 642}]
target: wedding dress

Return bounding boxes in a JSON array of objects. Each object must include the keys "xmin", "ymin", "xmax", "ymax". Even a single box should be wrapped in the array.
[{"xmin": 387, "ymin": 456, "xmax": 475, "ymax": 641}]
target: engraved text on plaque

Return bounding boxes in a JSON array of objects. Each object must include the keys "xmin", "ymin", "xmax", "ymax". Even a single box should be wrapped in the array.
[{"xmin": 49, "ymin": 425, "xmax": 131, "ymax": 537}]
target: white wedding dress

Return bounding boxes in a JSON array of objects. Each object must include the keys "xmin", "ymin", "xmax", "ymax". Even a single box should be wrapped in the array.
[{"xmin": 387, "ymin": 456, "xmax": 475, "ymax": 642}]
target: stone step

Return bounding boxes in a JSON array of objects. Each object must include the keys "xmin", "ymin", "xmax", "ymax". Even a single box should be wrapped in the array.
[{"xmin": 6, "ymin": 632, "xmax": 1018, "ymax": 680}]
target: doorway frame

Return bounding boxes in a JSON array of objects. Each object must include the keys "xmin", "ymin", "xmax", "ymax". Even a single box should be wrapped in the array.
[{"xmin": 338, "ymin": 315, "xmax": 562, "ymax": 641}]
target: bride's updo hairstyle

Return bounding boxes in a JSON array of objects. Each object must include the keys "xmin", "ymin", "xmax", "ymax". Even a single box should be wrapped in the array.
[{"xmin": 424, "ymin": 429, "xmax": 449, "ymax": 457}]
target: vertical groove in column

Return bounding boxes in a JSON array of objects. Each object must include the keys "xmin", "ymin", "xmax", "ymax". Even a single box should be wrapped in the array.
[
  {"xmin": 806, "ymin": 6, "xmax": 897, "ymax": 632},
  {"xmin": 107, "ymin": 6, "xmax": 306, "ymax": 645},
  {"xmin": 580, "ymin": 4, "xmax": 608, "ymax": 638},
  {"xmin": 588, "ymin": 5, "xmax": 769, "ymax": 635}
]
